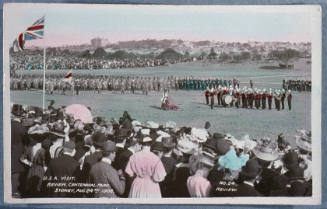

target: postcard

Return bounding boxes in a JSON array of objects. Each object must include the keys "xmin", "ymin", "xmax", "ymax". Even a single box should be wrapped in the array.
[{"xmin": 3, "ymin": 3, "xmax": 322, "ymax": 205}]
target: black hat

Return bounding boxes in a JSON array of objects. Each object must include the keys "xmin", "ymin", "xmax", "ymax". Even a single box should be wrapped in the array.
[
  {"xmin": 114, "ymin": 128, "xmax": 131, "ymax": 143},
  {"xmin": 239, "ymin": 159, "xmax": 261, "ymax": 179},
  {"xmin": 212, "ymin": 132, "xmax": 225, "ymax": 140},
  {"xmin": 151, "ymin": 142, "xmax": 165, "ymax": 152},
  {"xmin": 92, "ymin": 132, "xmax": 107, "ymax": 148},
  {"xmin": 12, "ymin": 104, "xmax": 24, "ymax": 116},
  {"xmin": 283, "ymin": 152, "xmax": 299, "ymax": 168},
  {"xmin": 204, "ymin": 121, "xmax": 211, "ymax": 129}
]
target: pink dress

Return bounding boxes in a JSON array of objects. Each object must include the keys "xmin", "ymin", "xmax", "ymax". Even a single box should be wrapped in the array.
[
  {"xmin": 187, "ymin": 174, "xmax": 211, "ymax": 197},
  {"xmin": 125, "ymin": 150, "xmax": 166, "ymax": 198}
]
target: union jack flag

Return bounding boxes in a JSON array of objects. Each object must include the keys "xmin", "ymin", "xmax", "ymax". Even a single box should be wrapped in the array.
[{"xmin": 13, "ymin": 16, "xmax": 45, "ymax": 51}]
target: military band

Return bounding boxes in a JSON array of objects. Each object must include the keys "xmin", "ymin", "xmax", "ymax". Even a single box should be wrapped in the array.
[{"xmin": 204, "ymin": 86, "xmax": 292, "ymax": 111}]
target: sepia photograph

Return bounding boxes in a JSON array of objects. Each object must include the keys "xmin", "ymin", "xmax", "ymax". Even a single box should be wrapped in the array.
[{"xmin": 2, "ymin": 3, "xmax": 322, "ymax": 204}]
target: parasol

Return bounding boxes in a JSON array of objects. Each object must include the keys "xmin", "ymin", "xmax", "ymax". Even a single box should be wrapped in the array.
[{"xmin": 65, "ymin": 104, "xmax": 93, "ymax": 124}]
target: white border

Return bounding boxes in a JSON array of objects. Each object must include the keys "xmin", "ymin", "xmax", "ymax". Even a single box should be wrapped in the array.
[{"xmin": 2, "ymin": 4, "xmax": 322, "ymax": 205}]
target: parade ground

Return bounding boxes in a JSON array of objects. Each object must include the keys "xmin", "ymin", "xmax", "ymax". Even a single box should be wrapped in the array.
[{"xmin": 10, "ymin": 60, "xmax": 311, "ymax": 146}]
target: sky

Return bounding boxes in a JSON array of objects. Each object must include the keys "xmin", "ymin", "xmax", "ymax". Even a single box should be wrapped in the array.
[{"xmin": 4, "ymin": 4, "xmax": 316, "ymax": 47}]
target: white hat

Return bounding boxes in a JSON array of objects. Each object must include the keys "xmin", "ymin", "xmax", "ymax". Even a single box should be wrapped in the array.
[
  {"xmin": 132, "ymin": 120, "xmax": 142, "ymax": 127},
  {"xmin": 177, "ymin": 138, "xmax": 198, "ymax": 155},
  {"xmin": 191, "ymin": 128, "xmax": 209, "ymax": 143},
  {"xmin": 141, "ymin": 128, "xmax": 150, "ymax": 136},
  {"xmin": 165, "ymin": 121, "xmax": 177, "ymax": 129},
  {"xmin": 145, "ymin": 121, "xmax": 159, "ymax": 129}
]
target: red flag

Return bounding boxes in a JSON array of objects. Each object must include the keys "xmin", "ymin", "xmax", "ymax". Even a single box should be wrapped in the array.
[{"xmin": 65, "ymin": 71, "xmax": 72, "ymax": 78}]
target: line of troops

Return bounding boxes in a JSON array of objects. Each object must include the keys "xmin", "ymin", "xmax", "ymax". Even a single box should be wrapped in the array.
[
  {"xmin": 283, "ymin": 79, "xmax": 311, "ymax": 92},
  {"xmin": 10, "ymin": 75, "xmax": 240, "ymax": 95},
  {"xmin": 205, "ymin": 86, "xmax": 292, "ymax": 111}
]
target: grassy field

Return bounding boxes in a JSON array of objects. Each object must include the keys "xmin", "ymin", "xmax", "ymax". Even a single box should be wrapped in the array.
[{"xmin": 10, "ymin": 59, "xmax": 311, "ymax": 146}]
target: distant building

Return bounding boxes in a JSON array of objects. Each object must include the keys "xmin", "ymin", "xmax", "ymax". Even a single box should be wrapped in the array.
[{"xmin": 91, "ymin": 37, "xmax": 109, "ymax": 48}]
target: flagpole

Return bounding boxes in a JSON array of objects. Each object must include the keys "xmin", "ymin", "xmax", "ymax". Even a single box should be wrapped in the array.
[
  {"xmin": 42, "ymin": 16, "xmax": 46, "ymax": 112},
  {"xmin": 43, "ymin": 47, "xmax": 46, "ymax": 111}
]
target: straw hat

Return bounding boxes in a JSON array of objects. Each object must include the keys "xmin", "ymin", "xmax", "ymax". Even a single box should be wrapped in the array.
[
  {"xmin": 295, "ymin": 135, "xmax": 311, "ymax": 152},
  {"xmin": 145, "ymin": 121, "xmax": 159, "ymax": 129},
  {"xmin": 165, "ymin": 121, "xmax": 177, "ymax": 129},
  {"xmin": 177, "ymin": 138, "xmax": 198, "ymax": 155},
  {"xmin": 28, "ymin": 124, "xmax": 49, "ymax": 135},
  {"xmin": 191, "ymin": 128, "xmax": 209, "ymax": 143},
  {"xmin": 252, "ymin": 138, "xmax": 280, "ymax": 161}
]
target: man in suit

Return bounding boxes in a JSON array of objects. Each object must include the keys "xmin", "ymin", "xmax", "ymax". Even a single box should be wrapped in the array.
[
  {"xmin": 112, "ymin": 128, "xmax": 131, "ymax": 169},
  {"xmin": 235, "ymin": 159, "xmax": 262, "ymax": 196},
  {"xmin": 114, "ymin": 138, "xmax": 141, "ymax": 197},
  {"xmin": 11, "ymin": 117, "xmax": 29, "ymax": 198},
  {"xmin": 81, "ymin": 131, "xmax": 106, "ymax": 181},
  {"xmin": 287, "ymin": 90, "xmax": 292, "ymax": 110},
  {"xmin": 160, "ymin": 137, "xmax": 177, "ymax": 197},
  {"xmin": 89, "ymin": 141, "xmax": 126, "ymax": 198},
  {"xmin": 43, "ymin": 141, "xmax": 80, "ymax": 197}
]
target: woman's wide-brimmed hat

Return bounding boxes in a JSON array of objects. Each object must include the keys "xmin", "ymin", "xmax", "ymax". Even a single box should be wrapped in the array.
[
  {"xmin": 295, "ymin": 130, "xmax": 312, "ymax": 152},
  {"xmin": 28, "ymin": 124, "xmax": 49, "ymax": 135},
  {"xmin": 191, "ymin": 128, "xmax": 209, "ymax": 143},
  {"xmin": 177, "ymin": 138, "xmax": 198, "ymax": 155},
  {"xmin": 295, "ymin": 135, "xmax": 312, "ymax": 152},
  {"xmin": 252, "ymin": 138, "xmax": 280, "ymax": 161},
  {"xmin": 48, "ymin": 120, "xmax": 66, "ymax": 138}
]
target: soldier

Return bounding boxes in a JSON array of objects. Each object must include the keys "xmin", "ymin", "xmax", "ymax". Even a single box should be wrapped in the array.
[
  {"xmin": 261, "ymin": 89, "xmax": 266, "ymax": 109},
  {"xmin": 250, "ymin": 79, "xmax": 253, "ymax": 88},
  {"xmin": 248, "ymin": 89, "xmax": 253, "ymax": 109},
  {"xmin": 275, "ymin": 90, "xmax": 281, "ymax": 111},
  {"xmin": 281, "ymin": 89, "xmax": 286, "ymax": 110},
  {"xmin": 267, "ymin": 89, "xmax": 272, "ymax": 110},
  {"xmin": 222, "ymin": 86, "xmax": 228, "ymax": 107},
  {"xmin": 210, "ymin": 88, "xmax": 215, "ymax": 110},
  {"xmin": 235, "ymin": 88, "xmax": 240, "ymax": 108},
  {"xmin": 217, "ymin": 85, "xmax": 222, "ymax": 106},
  {"xmin": 229, "ymin": 86, "xmax": 234, "ymax": 107},
  {"xmin": 241, "ymin": 88, "xmax": 247, "ymax": 108},
  {"xmin": 255, "ymin": 90, "xmax": 260, "ymax": 109},
  {"xmin": 203, "ymin": 86, "xmax": 209, "ymax": 105},
  {"xmin": 287, "ymin": 90, "xmax": 292, "ymax": 110}
]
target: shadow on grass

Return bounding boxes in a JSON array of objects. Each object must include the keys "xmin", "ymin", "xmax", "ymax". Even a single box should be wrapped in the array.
[{"xmin": 149, "ymin": 105, "xmax": 162, "ymax": 110}]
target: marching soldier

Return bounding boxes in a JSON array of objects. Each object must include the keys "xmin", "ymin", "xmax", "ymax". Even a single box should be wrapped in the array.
[
  {"xmin": 267, "ymin": 89, "xmax": 272, "ymax": 110},
  {"xmin": 229, "ymin": 86, "xmax": 234, "ymax": 107},
  {"xmin": 255, "ymin": 90, "xmax": 260, "ymax": 109},
  {"xmin": 281, "ymin": 89, "xmax": 286, "ymax": 110},
  {"xmin": 217, "ymin": 86, "xmax": 222, "ymax": 106},
  {"xmin": 210, "ymin": 88, "xmax": 215, "ymax": 110},
  {"xmin": 275, "ymin": 90, "xmax": 281, "ymax": 111},
  {"xmin": 222, "ymin": 86, "xmax": 228, "ymax": 107},
  {"xmin": 248, "ymin": 89, "xmax": 253, "ymax": 109},
  {"xmin": 241, "ymin": 89, "xmax": 247, "ymax": 108},
  {"xmin": 287, "ymin": 90, "xmax": 292, "ymax": 110},
  {"xmin": 261, "ymin": 89, "xmax": 266, "ymax": 109},
  {"xmin": 235, "ymin": 88, "xmax": 240, "ymax": 108},
  {"xmin": 205, "ymin": 87, "xmax": 210, "ymax": 105}
]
